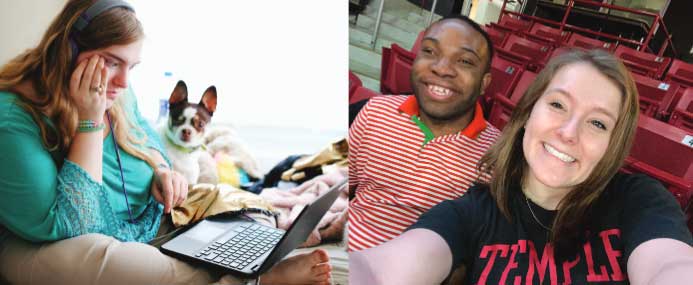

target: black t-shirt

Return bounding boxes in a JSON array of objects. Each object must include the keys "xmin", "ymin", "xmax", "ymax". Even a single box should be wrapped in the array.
[{"xmin": 409, "ymin": 173, "xmax": 693, "ymax": 284}]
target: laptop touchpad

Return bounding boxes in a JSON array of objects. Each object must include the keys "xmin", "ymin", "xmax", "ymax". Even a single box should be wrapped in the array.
[{"xmin": 184, "ymin": 220, "xmax": 227, "ymax": 243}]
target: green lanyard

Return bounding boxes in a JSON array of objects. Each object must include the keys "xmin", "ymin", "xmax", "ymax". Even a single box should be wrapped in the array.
[{"xmin": 411, "ymin": 115, "xmax": 435, "ymax": 147}]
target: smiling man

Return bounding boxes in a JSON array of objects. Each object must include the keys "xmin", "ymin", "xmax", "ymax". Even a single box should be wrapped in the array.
[{"xmin": 348, "ymin": 15, "xmax": 501, "ymax": 251}]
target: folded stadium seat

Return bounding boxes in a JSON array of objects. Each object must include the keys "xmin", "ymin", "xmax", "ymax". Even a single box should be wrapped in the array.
[
  {"xmin": 482, "ymin": 56, "xmax": 525, "ymax": 117},
  {"xmin": 631, "ymin": 72, "xmax": 681, "ymax": 119},
  {"xmin": 350, "ymin": 87, "xmax": 382, "ymax": 127},
  {"xmin": 411, "ymin": 30, "xmax": 424, "ymax": 55},
  {"xmin": 497, "ymin": 15, "xmax": 533, "ymax": 33},
  {"xmin": 665, "ymin": 59, "xmax": 693, "ymax": 88},
  {"xmin": 349, "ymin": 71, "xmax": 363, "ymax": 99},
  {"xmin": 349, "ymin": 85, "xmax": 381, "ymax": 105},
  {"xmin": 483, "ymin": 24, "xmax": 510, "ymax": 48},
  {"xmin": 663, "ymin": 60, "xmax": 693, "ymax": 121},
  {"xmin": 615, "ymin": 45, "xmax": 672, "ymax": 79},
  {"xmin": 380, "ymin": 43, "xmax": 416, "ymax": 95},
  {"xmin": 565, "ymin": 32, "xmax": 616, "ymax": 52},
  {"xmin": 523, "ymin": 22, "xmax": 571, "ymax": 47},
  {"xmin": 498, "ymin": 34, "xmax": 554, "ymax": 72},
  {"xmin": 669, "ymin": 87, "xmax": 693, "ymax": 132},
  {"xmin": 495, "ymin": 47, "xmax": 532, "ymax": 71},
  {"xmin": 488, "ymin": 70, "xmax": 537, "ymax": 130},
  {"xmin": 487, "ymin": 22, "xmax": 514, "ymax": 34},
  {"xmin": 622, "ymin": 115, "xmax": 693, "ymax": 209}
]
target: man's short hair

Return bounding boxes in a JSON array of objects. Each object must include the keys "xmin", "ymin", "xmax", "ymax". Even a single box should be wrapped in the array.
[{"xmin": 430, "ymin": 14, "xmax": 494, "ymax": 72}]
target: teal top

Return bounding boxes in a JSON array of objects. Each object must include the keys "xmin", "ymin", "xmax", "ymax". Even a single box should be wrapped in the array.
[{"xmin": 0, "ymin": 88, "xmax": 168, "ymax": 243}]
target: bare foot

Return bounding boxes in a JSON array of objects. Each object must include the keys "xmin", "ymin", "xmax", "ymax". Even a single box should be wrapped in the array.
[{"xmin": 260, "ymin": 249, "xmax": 331, "ymax": 284}]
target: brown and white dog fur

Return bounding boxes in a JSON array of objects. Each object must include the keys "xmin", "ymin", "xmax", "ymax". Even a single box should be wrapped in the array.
[{"xmin": 159, "ymin": 80, "xmax": 217, "ymax": 185}]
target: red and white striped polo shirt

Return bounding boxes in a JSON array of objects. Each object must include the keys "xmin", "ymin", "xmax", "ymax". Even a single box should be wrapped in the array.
[{"xmin": 348, "ymin": 95, "xmax": 500, "ymax": 251}]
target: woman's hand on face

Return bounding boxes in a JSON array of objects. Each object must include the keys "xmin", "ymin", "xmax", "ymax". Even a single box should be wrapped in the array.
[
  {"xmin": 69, "ymin": 55, "xmax": 109, "ymax": 123},
  {"xmin": 151, "ymin": 167, "xmax": 189, "ymax": 214}
]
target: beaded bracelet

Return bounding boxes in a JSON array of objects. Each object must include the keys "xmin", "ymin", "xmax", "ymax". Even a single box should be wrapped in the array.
[{"xmin": 77, "ymin": 119, "xmax": 105, "ymax": 133}]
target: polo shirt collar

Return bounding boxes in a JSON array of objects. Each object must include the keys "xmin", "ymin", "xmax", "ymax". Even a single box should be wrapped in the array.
[{"xmin": 398, "ymin": 95, "xmax": 487, "ymax": 139}]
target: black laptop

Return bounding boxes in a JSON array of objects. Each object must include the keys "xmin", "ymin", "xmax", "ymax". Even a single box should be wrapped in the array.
[{"xmin": 160, "ymin": 179, "xmax": 346, "ymax": 278}]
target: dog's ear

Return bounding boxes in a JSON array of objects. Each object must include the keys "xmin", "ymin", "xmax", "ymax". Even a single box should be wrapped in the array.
[
  {"xmin": 200, "ymin": 86, "xmax": 217, "ymax": 115},
  {"xmin": 169, "ymin": 80, "xmax": 188, "ymax": 104}
]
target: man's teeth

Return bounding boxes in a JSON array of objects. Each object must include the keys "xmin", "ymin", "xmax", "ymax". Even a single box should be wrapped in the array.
[
  {"xmin": 544, "ymin": 143, "xmax": 576, "ymax": 163},
  {"xmin": 429, "ymin": 85, "xmax": 453, "ymax": 97}
]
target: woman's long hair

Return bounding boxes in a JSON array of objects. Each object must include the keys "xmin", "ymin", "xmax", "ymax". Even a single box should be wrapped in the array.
[
  {"xmin": 0, "ymin": 0, "xmax": 157, "ymax": 168},
  {"xmin": 478, "ymin": 49, "xmax": 640, "ymax": 259}
]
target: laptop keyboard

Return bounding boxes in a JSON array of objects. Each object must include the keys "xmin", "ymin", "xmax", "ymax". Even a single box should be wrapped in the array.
[{"xmin": 193, "ymin": 223, "xmax": 284, "ymax": 270}]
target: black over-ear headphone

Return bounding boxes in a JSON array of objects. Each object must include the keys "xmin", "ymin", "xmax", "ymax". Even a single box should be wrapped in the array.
[{"xmin": 69, "ymin": 0, "xmax": 135, "ymax": 59}]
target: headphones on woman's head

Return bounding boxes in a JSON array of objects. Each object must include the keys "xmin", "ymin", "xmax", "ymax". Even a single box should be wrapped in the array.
[{"xmin": 69, "ymin": 0, "xmax": 135, "ymax": 59}]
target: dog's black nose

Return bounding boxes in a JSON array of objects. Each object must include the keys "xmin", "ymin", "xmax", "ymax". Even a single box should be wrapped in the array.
[{"xmin": 181, "ymin": 129, "xmax": 191, "ymax": 141}]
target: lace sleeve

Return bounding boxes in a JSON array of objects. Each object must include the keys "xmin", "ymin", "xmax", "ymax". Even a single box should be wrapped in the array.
[{"xmin": 55, "ymin": 160, "xmax": 163, "ymax": 242}]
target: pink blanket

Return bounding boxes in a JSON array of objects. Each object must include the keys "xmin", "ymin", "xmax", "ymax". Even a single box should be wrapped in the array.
[{"xmin": 259, "ymin": 169, "xmax": 348, "ymax": 247}]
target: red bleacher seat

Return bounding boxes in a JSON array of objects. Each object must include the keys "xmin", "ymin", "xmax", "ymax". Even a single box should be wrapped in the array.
[
  {"xmin": 669, "ymin": 87, "xmax": 693, "ymax": 132},
  {"xmin": 498, "ymin": 34, "xmax": 553, "ymax": 72},
  {"xmin": 380, "ymin": 43, "xmax": 416, "ymax": 95},
  {"xmin": 665, "ymin": 59, "xmax": 693, "ymax": 88},
  {"xmin": 497, "ymin": 15, "xmax": 533, "ymax": 33},
  {"xmin": 631, "ymin": 72, "xmax": 681, "ymax": 118},
  {"xmin": 488, "ymin": 70, "xmax": 537, "ymax": 130},
  {"xmin": 482, "ymin": 56, "xmax": 524, "ymax": 117},
  {"xmin": 565, "ymin": 32, "xmax": 616, "ymax": 52},
  {"xmin": 623, "ymin": 115, "xmax": 693, "ymax": 209},
  {"xmin": 350, "ymin": 86, "xmax": 381, "ymax": 105},
  {"xmin": 483, "ymin": 24, "xmax": 509, "ymax": 48},
  {"xmin": 487, "ymin": 22, "xmax": 514, "ymax": 34},
  {"xmin": 524, "ymin": 22, "xmax": 571, "ymax": 46},
  {"xmin": 615, "ymin": 45, "xmax": 672, "ymax": 79},
  {"xmin": 663, "ymin": 60, "xmax": 693, "ymax": 120},
  {"xmin": 349, "ymin": 71, "xmax": 362, "ymax": 99}
]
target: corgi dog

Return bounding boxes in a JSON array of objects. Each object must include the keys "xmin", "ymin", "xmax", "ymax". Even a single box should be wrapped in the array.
[{"xmin": 160, "ymin": 80, "xmax": 217, "ymax": 184}]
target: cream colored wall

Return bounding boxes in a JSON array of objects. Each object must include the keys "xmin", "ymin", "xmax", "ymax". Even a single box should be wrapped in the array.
[{"xmin": 0, "ymin": 0, "xmax": 67, "ymax": 66}]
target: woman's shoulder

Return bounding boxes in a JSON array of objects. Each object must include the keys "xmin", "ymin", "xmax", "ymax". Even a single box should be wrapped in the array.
[
  {"xmin": 602, "ymin": 172, "xmax": 681, "ymax": 215},
  {"xmin": 606, "ymin": 172, "xmax": 668, "ymax": 197},
  {"xmin": 449, "ymin": 183, "xmax": 495, "ymax": 209},
  {"xmin": 466, "ymin": 183, "xmax": 493, "ymax": 198},
  {"xmin": 605, "ymin": 172, "xmax": 693, "ymax": 256},
  {"xmin": 0, "ymin": 91, "xmax": 34, "ymax": 124},
  {"xmin": 0, "ymin": 90, "xmax": 19, "ymax": 107}
]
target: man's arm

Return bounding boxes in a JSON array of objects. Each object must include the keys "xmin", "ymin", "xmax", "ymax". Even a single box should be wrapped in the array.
[
  {"xmin": 627, "ymin": 238, "xmax": 693, "ymax": 284},
  {"xmin": 349, "ymin": 229, "xmax": 453, "ymax": 284}
]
